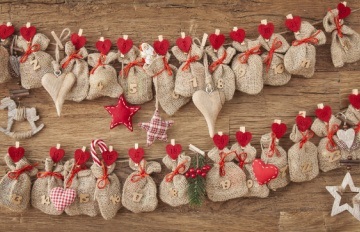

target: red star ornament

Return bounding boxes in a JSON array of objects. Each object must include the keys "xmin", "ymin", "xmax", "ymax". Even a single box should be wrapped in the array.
[
  {"xmin": 104, "ymin": 95, "xmax": 140, "ymax": 131},
  {"xmin": 139, "ymin": 110, "xmax": 174, "ymax": 146}
]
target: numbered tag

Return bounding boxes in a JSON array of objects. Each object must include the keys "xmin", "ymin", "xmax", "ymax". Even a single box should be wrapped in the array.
[
  {"xmin": 30, "ymin": 58, "xmax": 41, "ymax": 71},
  {"xmin": 301, "ymin": 163, "xmax": 313, "ymax": 173},
  {"xmin": 97, "ymin": 82, "xmax": 104, "ymax": 90},
  {"xmin": 323, "ymin": 150, "xmax": 341, "ymax": 163},
  {"xmin": 217, "ymin": 79, "xmax": 224, "ymax": 89},
  {"xmin": 41, "ymin": 195, "xmax": 51, "ymax": 205},
  {"xmin": 342, "ymin": 38, "xmax": 351, "ymax": 51},
  {"xmin": 79, "ymin": 193, "xmax": 90, "ymax": 203},
  {"xmin": 301, "ymin": 59, "xmax": 311, "ymax": 68},
  {"xmin": 129, "ymin": 83, "xmax": 137, "ymax": 94},
  {"xmin": 246, "ymin": 179, "xmax": 253, "ymax": 188},
  {"xmin": 172, "ymin": 91, "xmax": 179, "ymax": 99},
  {"xmin": 170, "ymin": 188, "xmax": 178, "ymax": 197},
  {"xmin": 110, "ymin": 195, "xmax": 121, "ymax": 205},
  {"xmin": 132, "ymin": 192, "xmax": 143, "ymax": 203},
  {"xmin": 279, "ymin": 165, "xmax": 288, "ymax": 178},
  {"xmin": 238, "ymin": 68, "xmax": 246, "ymax": 77},
  {"xmin": 220, "ymin": 180, "xmax": 231, "ymax": 190},
  {"xmin": 10, "ymin": 194, "xmax": 22, "ymax": 205},
  {"xmin": 189, "ymin": 77, "xmax": 197, "ymax": 88},
  {"xmin": 272, "ymin": 63, "xmax": 284, "ymax": 74}
]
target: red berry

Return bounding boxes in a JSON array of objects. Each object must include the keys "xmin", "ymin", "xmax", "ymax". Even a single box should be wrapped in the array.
[
  {"xmin": 196, "ymin": 169, "xmax": 202, "ymax": 175},
  {"xmin": 205, "ymin": 165, "xmax": 211, "ymax": 170},
  {"xmin": 202, "ymin": 166, "xmax": 208, "ymax": 172},
  {"xmin": 191, "ymin": 173, "xmax": 196, "ymax": 178},
  {"xmin": 189, "ymin": 168, "xmax": 195, "ymax": 173},
  {"xmin": 201, "ymin": 172, "xmax": 207, "ymax": 178},
  {"xmin": 185, "ymin": 172, "xmax": 190, "ymax": 178}
]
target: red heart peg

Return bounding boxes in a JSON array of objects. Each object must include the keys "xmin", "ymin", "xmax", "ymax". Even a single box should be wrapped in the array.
[
  {"xmin": 102, "ymin": 150, "xmax": 118, "ymax": 166},
  {"xmin": 117, "ymin": 37, "xmax": 133, "ymax": 55},
  {"xmin": 8, "ymin": 146, "xmax": 25, "ymax": 163},
  {"xmin": 338, "ymin": 2, "xmax": 351, "ymax": 19},
  {"xmin": 230, "ymin": 28, "xmax": 246, "ymax": 43},
  {"xmin": 0, "ymin": 24, "xmax": 15, "ymax": 40},
  {"xmin": 166, "ymin": 144, "xmax": 182, "ymax": 160},
  {"xmin": 315, "ymin": 106, "xmax": 332, "ymax": 123},
  {"xmin": 70, "ymin": 33, "xmax": 87, "ymax": 50},
  {"xmin": 128, "ymin": 147, "xmax": 144, "ymax": 164},
  {"xmin": 74, "ymin": 148, "xmax": 90, "ymax": 165},
  {"xmin": 176, "ymin": 36, "xmax": 192, "ymax": 53},
  {"xmin": 49, "ymin": 146, "xmax": 65, "ymax": 163},
  {"xmin": 258, "ymin": 22, "xmax": 274, "ymax": 40},
  {"xmin": 209, "ymin": 33, "xmax": 225, "ymax": 50},
  {"xmin": 96, "ymin": 39, "xmax": 112, "ymax": 55},
  {"xmin": 296, "ymin": 115, "xmax": 312, "ymax": 132},
  {"xmin": 271, "ymin": 122, "xmax": 287, "ymax": 139},
  {"xmin": 285, "ymin": 16, "xmax": 302, "ymax": 33},
  {"xmin": 236, "ymin": 131, "xmax": 252, "ymax": 147},
  {"xmin": 20, "ymin": 25, "xmax": 36, "ymax": 42},
  {"xmin": 153, "ymin": 39, "xmax": 170, "ymax": 56},
  {"xmin": 212, "ymin": 133, "xmax": 229, "ymax": 150}
]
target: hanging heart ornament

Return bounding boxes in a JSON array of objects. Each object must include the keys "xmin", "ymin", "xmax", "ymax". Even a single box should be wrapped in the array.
[{"xmin": 337, "ymin": 128, "xmax": 355, "ymax": 149}]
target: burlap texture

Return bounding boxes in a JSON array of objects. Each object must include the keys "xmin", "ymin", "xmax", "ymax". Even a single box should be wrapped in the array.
[
  {"xmin": 0, "ymin": 39, "xmax": 12, "ymax": 83},
  {"xmin": 0, "ymin": 155, "xmax": 37, "ymax": 212},
  {"xmin": 31, "ymin": 158, "xmax": 64, "ymax": 215},
  {"xmin": 345, "ymin": 105, "xmax": 360, "ymax": 126},
  {"xmin": 159, "ymin": 153, "xmax": 190, "ymax": 207},
  {"xmin": 91, "ymin": 163, "xmax": 121, "ymax": 220},
  {"xmin": 231, "ymin": 143, "xmax": 269, "ymax": 198},
  {"xmin": 284, "ymin": 21, "xmax": 326, "ymax": 78},
  {"xmin": 206, "ymin": 147, "xmax": 248, "ymax": 202},
  {"xmin": 288, "ymin": 125, "xmax": 319, "ymax": 182},
  {"xmin": 144, "ymin": 53, "xmax": 190, "ymax": 115},
  {"xmin": 118, "ymin": 46, "xmax": 153, "ymax": 104},
  {"xmin": 323, "ymin": 9, "xmax": 360, "ymax": 67},
  {"xmin": 258, "ymin": 33, "xmax": 291, "ymax": 86},
  {"xmin": 86, "ymin": 52, "xmax": 123, "ymax": 100},
  {"xmin": 122, "ymin": 159, "xmax": 161, "ymax": 213},
  {"xmin": 260, "ymin": 133, "xmax": 290, "ymax": 190},
  {"xmin": 311, "ymin": 116, "xmax": 342, "ymax": 172},
  {"xmin": 333, "ymin": 134, "xmax": 360, "ymax": 160},
  {"xmin": 172, "ymin": 43, "xmax": 206, "ymax": 97},
  {"xmin": 17, "ymin": 33, "xmax": 54, "ymax": 89},
  {"xmin": 63, "ymin": 159, "xmax": 99, "ymax": 216},
  {"xmin": 60, "ymin": 41, "xmax": 89, "ymax": 102},
  {"xmin": 205, "ymin": 46, "xmax": 236, "ymax": 101},
  {"xmin": 231, "ymin": 39, "xmax": 263, "ymax": 94}
]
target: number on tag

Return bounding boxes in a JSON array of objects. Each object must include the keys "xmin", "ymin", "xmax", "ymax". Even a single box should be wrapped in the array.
[
  {"xmin": 272, "ymin": 63, "xmax": 284, "ymax": 74},
  {"xmin": 110, "ymin": 195, "xmax": 120, "ymax": 205},
  {"xmin": 220, "ymin": 180, "xmax": 231, "ymax": 190},
  {"xmin": 301, "ymin": 59, "xmax": 311, "ymax": 68},
  {"xmin": 172, "ymin": 91, "xmax": 179, "ymax": 99},
  {"xmin": 41, "ymin": 195, "xmax": 51, "ymax": 205},
  {"xmin": 280, "ymin": 165, "xmax": 288, "ymax": 178},
  {"xmin": 323, "ymin": 150, "xmax": 341, "ymax": 163},
  {"xmin": 301, "ymin": 163, "xmax": 313, "ymax": 173},
  {"xmin": 170, "ymin": 188, "xmax": 178, "ymax": 197},
  {"xmin": 129, "ymin": 83, "xmax": 137, "ymax": 94},
  {"xmin": 30, "ymin": 58, "xmax": 41, "ymax": 71},
  {"xmin": 132, "ymin": 192, "xmax": 143, "ymax": 203},
  {"xmin": 79, "ymin": 193, "xmax": 90, "ymax": 203},
  {"xmin": 217, "ymin": 79, "xmax": 224, "ymax": 89},
  {"xmin": 189, "ymin": 77, "xmax": 197, "ymax": 88},
  {"xmin": 246, "ymin": 179, "xmax": 253, "ymax": 188},
  {"xmin": 238, "ymin": 68, "xmax": 246, "ymax": 77},
  {"xmin": 10, "ymin": 194, "xmax": 22, "ymax": 205}
]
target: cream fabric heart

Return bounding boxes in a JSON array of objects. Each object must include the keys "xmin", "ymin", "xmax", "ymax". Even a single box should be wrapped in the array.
[
  {"xmin": 42, "ymin": 72, "xmax": 75, "ymax": 116},
  {"xmin": 192, "ymin": 89, "xmax": 225, "ymax": 137},
  {"xmin": 337, "ymin": 128, "xmax": 355, "ymax": 149}
]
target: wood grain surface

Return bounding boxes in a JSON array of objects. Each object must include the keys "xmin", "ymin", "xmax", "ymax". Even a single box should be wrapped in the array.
[{"xmin": 1, "ymin": 0, "xmax": 360, "ymax": 231}]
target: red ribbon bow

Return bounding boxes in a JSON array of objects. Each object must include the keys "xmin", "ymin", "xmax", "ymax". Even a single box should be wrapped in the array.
[
  {"xmin": 182, "ymin": 55, "xmax": 199, "ymax": 71},
  {"xmin": 299, "ymin": 130, "xmax": 314, "ymax": 149},
  {"xmin": 266, "ymin": 132, "xmax": 281, "ymax": 158},
  {"xmin": 97, "ymin": 162, "xmax": 110, "ymax": 189},
  {"xmin": 236, "ymin": 152, "xmax": 248, "ymax": 169},
  {"xmin": 218, "ymin": 151, "xmax": 237, "ymax": 177},
  {"xmin": 153, "ymin": 56, "xmax": 173, "ymax": 78},
  {"xmin": 90, "ymin": 53, "xmax": 106, "ymax": 75},
  {"xmin": 263, "ymin": 38, "xmax": 282, "ymax": 73},
  {"xmin": 326, "ymin": 124, "xmax": 339, "ymax": 152},
  {"xmin": 62, "ymin": 51, "xmax": 83, "ymax": 69},
  {"xmin": 20, "ymin": 43, "xmax": 40, "ymax": 63},
  {"xmin": 239, "ymin": 45, "xmax": 261, "ymax": 64},
  {"xmin": 66, "ymin": 165, "xmax": 88, "ymax": 188},
  {"xmin": 130, "ymin": 161, "xmax": 149, "ymax": 183},
  {"xmin": 8, "ymin": 163, "xmax": 38, "ymax": 180},
  {"xmin": 292, "ymin": 30, "xmax": 321, "ymax": 46},
  {"xmin": 120, "ymin": 58, "xmax": 145, "ymax": 78},
  {"xmin": 209, "ymin": 51, "xmax": 227, "ymax": 73},
  {"xmin": 37, "ymin": 171, "xmax": 64, "ymax": 180},
  {"xmin": 165, "ymin": 160, "xmax": 188, "ymax": 182}
]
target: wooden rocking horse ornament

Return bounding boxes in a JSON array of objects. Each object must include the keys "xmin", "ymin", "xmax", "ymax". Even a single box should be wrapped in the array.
[{"xmin": 0, "ymin": 96, "xmax": 44, "ymax": 139}]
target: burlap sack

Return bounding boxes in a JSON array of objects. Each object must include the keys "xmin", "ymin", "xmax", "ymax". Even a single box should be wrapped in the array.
[
  {"xmin": 159, "ymin": 153, "xmax": 190, "ymax": 207},
  {"xmin": 86, "ymin": 52, "xmax": 122, "ymax": 100},
  {"xmin": 231, "ymin": 39, "xmax": 263, "ymax": 94},
  {"xmin": 284, "ymin": 21, "xmax": 326, "ymax": 78},
  {"xmin": 311, "ymin": 116, "xmax": 341, "ymax": 172},
  {"xmin": 206, "ymin": 147, "xmax": 248, "ymax": 202},
  {"xmin": 60, "ymin": 41, "xmax": 89, "ymax": 102},
  {"xmin": 144, "ymin": 53, "xmax": 190, "ymax": 116},
  {"xmin": 172, "ymin": 42, "xmax": 206, "ymax": 97},
  {"xmin": 17, "ymin": 33, "xmax": 54, "ymax": 89},
  {"xmin": 258, "ymin": 33, "xmax": 291, "ymax": 86},
  {"xmin": 230, "ymin": 143, "xmax": 269, "ymax": 198},
  {"xmin": 118, "ymin": 46, "xmax": 153, "ymax": 104},
  {"xmin": 0, "ymin": 155, "xmax": 37, "ymax": 212},
  {"xmin": 91, "ymin": 163, "xmax": 121, "ymax": 220},
  {"xmin": 122, "ymin": 159, "xmax": 161, "ymax": 213},
  {"xmin": 205, "ymin": 46, "xmax": 236, "ymax": 101},
  {"xmin": 63, "ymin": 158, "xmax": 99, "ymax": 216},
  {"xmin": 0, "ymin": 38, "xmax": 12, "ymax": 83},
  {"xmin": 31, "ymin": 158, "xmax": 64, "ymax": 215},
  {"xmin": 345, "ymin": 105, "xmax": 360, "ymax": 126},
  {"xmin": 288, "ymin": 125, "xmax": 319, "ymax": 182},
  {"xmin": 260, "ymin": 133, "xmax": 290, "ymax": 190},
  {"xmin": 323, "ymin": 8, "xmax": 360, "ymax": 67}
]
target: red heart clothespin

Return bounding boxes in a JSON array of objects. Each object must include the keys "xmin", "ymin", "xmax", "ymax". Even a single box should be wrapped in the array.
[
  {"xmin": 49, "ymin": 144, "xmax": 65, "ymax": 163},
  {"xmin": 258, "ymin": 20, "xmax": 274, "ymax": 40},
  {"xmin": 0, "ymin": 22, "xmax": 15, "ymax": 40},
  {"xmin": 74, "ymin": 146, "xmax": 90, "ymax": 165},
  {"xmin": 349, "ymin": 89, "xmax": 360, "ymax": 109},
  {"xmin": 71, "ymin": 29, "xmax": 86, "ymax": 50},
  {"xmin": 296, "ymin": 112, "xmax": 312, "ymax": 132},
  {"xmin": 271, "ymin": 121, "xmax": 287, "ymax": 139},
  {"xmin": 153, "ymin": 35, "xmax": 170, "ymax": 55},
  {"xmin": 96, "ymin": 37, "xmax": 112, "ymax": 55},
  {"xmin": 236, "ymin": 127, "xmax": 252, "ymax": 147},
  {"xmin": 213, "ymin": 132, "xmax": 229, "ymax": 150},
  {"xmin": 315, "ymin": 104, "xmax": 332, "ymax": 123},
  {"xmin": 209, "ymin": 29, "xmax": 225, "ymax": 51},
  {"xmin": 20, "ymin": 22, "xmax": 36, "ymax": 42},
  {"xmin": 285, "ymin": 14, "xmax": 302, "ymax": 33},
  {"xmin": 230, "ymin": 27, "xmax": 246, "ymax": 43},
  {"xmin": 176, "ymin": 32, "xmax": 192, "ymax": 53},
  {"xmin": 102, "ymin": 145, "xmax": 118, "ymax": 166},
  {"xmin": 117, "ymin": 35, "xmax": 133, "ymax": 55},
  {"xmin": 338, "ymin": 2, "xmax": 351, "ymax": 19},
  {"xmin": 166, "ymin": 139, "xmax": 182, "ymax": 160},
  {"xmin": 8, "ymin": 141, "xmax": 24, "ymax": 163},
  {"xmin": 128, "ymin": 143, "xmax": 144, "ymax": 164}
]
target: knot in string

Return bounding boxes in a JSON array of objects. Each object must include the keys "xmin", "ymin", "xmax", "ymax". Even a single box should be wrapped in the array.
[
  {"xmin": 130, "ymin": 161, "xmax": 149, "ymax": 183},
  {"xmin": 209, "ymin": 51, "xmax": 227, "ymax": 73},
  {"xmin": 90, "ymin": 53, "xmax": 106, "ymax": 75},
  {"xmin": 120, "ymin": 58, "xmax": 145, "ymax": 78},
  {"xmin": 266, "ymin": 132, "xmax": 281, "ymax": 158},
  {"xmin": 37, "ymin": 171, "xmax": 64, "ymax": 180},
  {"xmin": 61, "ymin": 51, "xmax": 83, "ymax": 69},
  {"xmin": 97, "ymin": 161, "xmax": 110, "ymax": 189},
  {"xmin": 20, "ymin": 44, "xmax": 40, "ymax": 63},
  {"xmin": 292, "ymin": 30, "xmax": 321, "ymax": 46},
  {"xmin": 238, "ymin": 45, "xmax": 261, "ymax": 64},
  {"xmin": 182, "ymin": 55, "xmax": 199, "ymax": 71},
  {"xmin": 165, "ymin": 160, "xmax": 188, "ymax": 182},
  {"xmin": 299, "ymin": 130, "xmax": 314, "ymax": 149},
  {"xmin": 8, "ymin": 163, "xmax": 38, "ymax": 180},
  {"xmin": 153, "ymin": 56, "xmax": 173, "ymax": 78},
  {"xmin": 236, "ymin": 152, "xmax": 248, "ymax": 169},
  {"xmin": 326, "ymin": 124, "xmax": 339, "ymax": 152},
  {"xmin": 65, "ymin": 165, "xmax": 87, "ymax": 188},
  {"xmin": 263, "ymin": 38, "xmax": 282, "ymax": 72},
  {"xmin": 218, "ymin": 151, "xmax": 237, "ymax": 177}
]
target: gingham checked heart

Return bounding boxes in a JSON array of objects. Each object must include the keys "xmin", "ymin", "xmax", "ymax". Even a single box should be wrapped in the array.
[{"xmin": 50, "ymin": 187, "xmax": 76, "ymax": 211}]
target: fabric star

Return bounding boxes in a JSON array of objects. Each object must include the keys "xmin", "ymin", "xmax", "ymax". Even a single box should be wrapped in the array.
[
  {"xmin": 139, "ymin": 110, "xmax": 174, "ymax": 146},
  {"xmin": 326, "ymin": 172, "xmax": 360, "ymax": 221},
  {"xmin": 104, "ymin": 95, "xmax": 140, "ymax": 131}
]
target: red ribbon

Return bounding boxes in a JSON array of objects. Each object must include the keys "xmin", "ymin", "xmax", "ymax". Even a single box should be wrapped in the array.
[
  {"xmin": 153, "ymin": 56, "xmax": 173, "ymax": 78},
  {"xmin": 326, "ymin": 124, "xmax": 339, "ymax": 152},
  {"xmin": 209, "ymin": 51, "xmax": 227, "ymax": 73},
  {"xmin": 218, "ymin": 151, "xmax": 237, "ymax": 177},
  {"xmin": 165, "ymin": 160, "xmax": 188, "ymax": 182},
  {"xmin": 97, "ymin": 162, "xmax": 110, "ymax": 189},
  {"xmin": 238, "ymin": 45, "xmax": 261, "ymax": 64},
  {"xmin": 120, "ymin": 58, "xmax": 145, "ymax": 78},
  {"xmin": 37, "ymin": 171, "xmax": 64, "ymax": 180},
  {"xmin": 130, "ymin": 161, "xmax": 149, "ymax": 183},
  {"xmin": 292, "ymin": 30, "xmax": 321, "ymax": 46},
  {"xmin": 355, "ymin": 123, "xmax": 360, "ymax": 134},
  {"xmin": 299, "ymin": 130, "xmax": 314, "ymax": 149},
  {"xmin": 65, "ymin": 165, "xmax": 88, "ymax": 188},
  {"xmin": 236, "ymin": 152, "xmax": 248, "ymax": 169},
  {"xmin": 90, "ymin": 53, "xmax": 106, "ymax": 75},
  {"xmin": 20, "ymin": 43, "xmax": 40, "ymax": 63},
  {"xmin": 61, "ymin": 51, "xmax": 83, "ymax": 69},
  {"xmin": 266, "ymin": 132, "xmax": 281, "ymax": 158},
  {"xmin": 182, "ymin": 55, "xmax": 199, "ymax": 71},
  {"xmin": 8, "ymin": 163, "xmax": 38, "ymax": 180},
  {"xmin": 263, "ymin": 38, "xmax": 282, "ymax": 73}
]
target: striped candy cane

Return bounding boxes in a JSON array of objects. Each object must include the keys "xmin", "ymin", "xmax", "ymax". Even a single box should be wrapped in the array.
[{"xmin": 90, "ymin": 139, "xmax": 108, "ymax": 166}]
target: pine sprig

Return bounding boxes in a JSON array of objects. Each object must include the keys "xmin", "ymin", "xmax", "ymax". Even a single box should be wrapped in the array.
[{"xmin": 188, "ymin": 154, "xmax": 206, "ymax": 206}]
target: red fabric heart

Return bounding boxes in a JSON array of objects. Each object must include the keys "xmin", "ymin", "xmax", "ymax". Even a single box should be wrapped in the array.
[
  {"xmin": 0, "ymin": 24, "xmax": 15, "ymax": 40},
  {"xmin": 258, "ymin": 23, "xmax": 274, "ymax": 40},
  {"xmin": 128, "ymin": 148, "xmax": 144, "ymax": 164},
  {"xmin": 235, "ymin": 131, "xmax": 252, "ymax": 147},
  {"xmin": 102, "ymin": 150, "xmax": 118, "ymax": 166},
  {"xmin": 166, "ymin": 144, "xmax": 182, "ymax": 160},
  {"xmin": 70, "ymin": 33, "xmax": 86, "ymax": 50},
  {"xmin": 176, "ymin": 36, "xmax": 192, "ymax": 53},
  {"xmin": 49, "ymin": 147, "xmax": 65, "ymax": 163},
  {"xmin": 252, "ymin": 159, "xmax": 279, "ymax": 185},
  {"xmin": 209, "ymin": 33, "xmax": 225, "ymax": 50},
  {"xmin": 213, "ymin": 134, "xmax": 229, "ymax": 150},
  {"xmin": 349, "ymin": 94, "xmax": 360, "ymax": 110},
  {"xmin": 50, "ymin": 187, "xmax": 76, "ymax": 212},
  {"xmin": 74, "ymin": 149, "xmax": 90, "ymax": 165},
  {"xmin": 153, "ymin": 39, "xmax": 170, "ymax": 56},
  {"xmin": 338, "ymin": 2, "xmax": 351, "ymax": 19},
  {"xmin": 271, "ymin": 123, "xmax": 287, "ymax": 139},
  {"xmin": 8, "ymin": 146, "xmax": 25, "ymax": 163},
  {"xmin": 285, "ymin": 16, "xmax": 302, "ymax": 32},
  {"xmin": 315, "ymin": 106, "xmax": 332, "ymax": 123},
  {"xmin": 229, "ymin": 28, "xmax": 246, "ymax": 43},
  {"xmin": 117, "ymin": 37, "xmax": 133, "ymax": 55},
  {"xmin": 20, "ymin": 26, "xmax": 36, "ymax": 42},
  {"xmin": 296, "ymin": 115, "xmax": 312, "ymax": 132},
  {"xmin": 96, "ymin": 39, "xmax": 112, "ymax": 55}
]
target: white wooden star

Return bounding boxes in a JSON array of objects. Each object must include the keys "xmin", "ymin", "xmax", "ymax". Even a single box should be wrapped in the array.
[{"xmin": 326, "ymin": 172, "xmax": 360, "ymax": 221}]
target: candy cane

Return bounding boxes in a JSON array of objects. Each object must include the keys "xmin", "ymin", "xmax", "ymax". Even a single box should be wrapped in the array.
[{"xmin": 90, "ymin": 139, "xmax": 108, "ymax": 166}]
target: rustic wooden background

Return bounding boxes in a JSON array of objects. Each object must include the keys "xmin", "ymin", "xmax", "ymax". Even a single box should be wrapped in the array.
[{"xmin": 1, "ymin": 0, "xmax": 360, "ymax": 231}]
